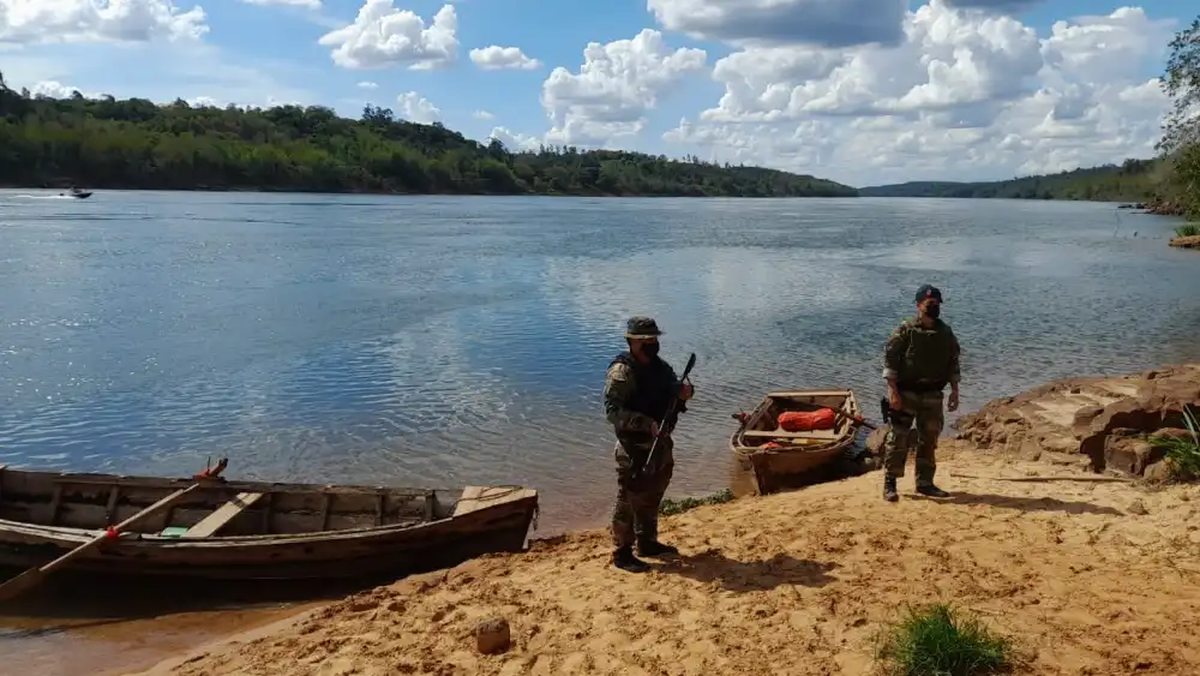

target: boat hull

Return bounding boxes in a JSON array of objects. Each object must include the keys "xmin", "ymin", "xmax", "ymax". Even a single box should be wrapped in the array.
[
  {"xmin": 730, "ymin": 389, "xmax": 864, "ymax": 495},
  {"xmin": 0, "ymin": 469, "xmax": 537, "ymax": 581}
]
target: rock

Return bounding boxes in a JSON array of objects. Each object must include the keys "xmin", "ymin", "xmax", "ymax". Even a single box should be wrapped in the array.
[
  {"xmin": 1143, "ymin": 460, "xmax": 1174, "ymax": 484},
  {"xmin": 949, "ymin": 364, "xmax": 1200, "ymax": 476},
  {"xmin": 1152, "ymin": 427, "xmax": 1195, "ymax": 441},
  {"xmin": 1103, "ymin": 435, "xmax": 1163, "ymax": 476},
  {"xmin": 1128, "ymin": 499, "xmax": 1148, "ymax": 515},
  {"xmin": 1018, "ymin": 438, "xmax": 1042, "ymax": 462},
  {"xmin": 1168, "ymin": 235, "xmax": 1200, "ymax": 250},
  {"xmin": 475, "ymin": 617, "xmax": 511, "ymax": 655},
  {"xmin": 1072, "ymin": 405, "xmax": 1106, "ymax": 437}
]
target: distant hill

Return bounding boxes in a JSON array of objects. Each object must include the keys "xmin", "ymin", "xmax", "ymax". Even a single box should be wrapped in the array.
[
  {"xmin": 0, "ymin": 72, "xmax": 856, "ymax": 198},
  {"xmin": 858, "ymin": 159, "xmax": 1161, "ymax": 202}
]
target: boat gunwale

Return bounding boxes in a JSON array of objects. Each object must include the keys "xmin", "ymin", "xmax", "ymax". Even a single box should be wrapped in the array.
[
  {"xmin": 0, "ymin": 467, "xmax": 538, "ymax": 546},
  {"xmin": 0, "ymin": 490, "xmax": 537, "ymax": 548}
]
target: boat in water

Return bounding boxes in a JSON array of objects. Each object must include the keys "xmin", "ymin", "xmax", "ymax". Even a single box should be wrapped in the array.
[
  {"xmin": 0, "ymin": 462, "xmax": 538, "ymax": 583},
  {"xmin": 61, "ymin": 187, "xmax": 93, "ymax": 199},
  {"xmin": 730, "ymin": 389, "xmax": 869, "ymax": 494}
]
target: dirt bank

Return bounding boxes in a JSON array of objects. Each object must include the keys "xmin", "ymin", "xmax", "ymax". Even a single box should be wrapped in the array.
[
  {"xmin": 1169, "ymin": 234, "xmax": 1200, "ymax": 249},
  {"xmin": 132, "ymin": 437, "xmax": 1200, "ymax": 676}
]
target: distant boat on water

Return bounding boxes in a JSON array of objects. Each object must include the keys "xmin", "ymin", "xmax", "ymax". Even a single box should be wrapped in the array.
[{"xmin": 60, "ymin": 186, "xmax": 93, "ymax": 199}]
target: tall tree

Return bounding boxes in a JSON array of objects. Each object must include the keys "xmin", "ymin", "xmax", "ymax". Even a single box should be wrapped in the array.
[{"xmin": 1156, "ymin": 15, "xmax": 1200, "ymax": 219}]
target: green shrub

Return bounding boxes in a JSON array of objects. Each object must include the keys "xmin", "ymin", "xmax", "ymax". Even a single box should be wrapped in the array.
[
  {"xmin": 659, "ymin": 489, "xmax": 735, "ymax": 516},
  {"xmin": 1174, "ymin": 223, "xmax": 1200, "ymax": 237},
  {"xmin": 875, "ymin": 602, "xmax": 1016, "ymax": 676}
]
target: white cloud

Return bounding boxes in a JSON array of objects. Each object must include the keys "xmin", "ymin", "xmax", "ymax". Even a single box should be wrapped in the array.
[
  {"xmin": 660, "ymin": 1, "xmax": 1179, "ymax": 186},
  {"xmin": 318, "ymin": 1, "xmax": 457, "ymax": 71},
  {"xmin": 1, "ymin": 41, "xmax": 318, "ymax": 113},
  {"xmin": 473, "ymin": 109, "xmax": 494, "ymax": 120},
  {"xmin": 541, "ymin": 28, "xmax": 707, "ymax": 145},
  {"xmin": 398, "ymin": 90, "xmax": 440, "ymax": 124},
  {"xmin": 357, "ymin": 80, "xmax": 378, "ymax": 89},
  {"xmin": 488, "ymin": 126, "xmax": 541, "ymax": 151},
  {"xmin": 240, "ymin": 0, "xmax": 320, "ymax": 8},
  {"xmin": 28, "ymin": 80, "xmax": 94, "ymax": 99},
  {"xmin": 0, "ymin": 0, "xmax": 208, "ymax": 44},
  {"xmin": 469, "ymin": 45, "xmax": 541, "ymax": 71}
]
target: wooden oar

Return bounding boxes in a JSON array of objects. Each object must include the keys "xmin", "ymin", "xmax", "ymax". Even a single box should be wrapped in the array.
[{"xmin": 0, "ymin": 482, "xmax": 203, "ymax": 603}]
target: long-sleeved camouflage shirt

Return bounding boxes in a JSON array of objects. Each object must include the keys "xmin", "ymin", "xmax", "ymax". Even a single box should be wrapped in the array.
[
  {"xmin": 883, "ymin": 317, "xmax": 961, "ymax": 388},
  {"xmin": 604, "ymin": 358, "xmax": 680, "ymax": 437}
]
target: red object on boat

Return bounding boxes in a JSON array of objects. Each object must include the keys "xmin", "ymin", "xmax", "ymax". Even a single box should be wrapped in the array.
[{"xmin": 777, "ymin": 408, "xmax": 837, "ymax": 432}]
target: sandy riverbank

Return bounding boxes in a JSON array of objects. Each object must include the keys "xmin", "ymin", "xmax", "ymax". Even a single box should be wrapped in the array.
[
  {"xmin": 1169, "ymin": 234, "xmax": 1200, "ymax": 249},
  {"xmin": 129, "ymin": 417, "xmax": 1200, "ymax": 674}
]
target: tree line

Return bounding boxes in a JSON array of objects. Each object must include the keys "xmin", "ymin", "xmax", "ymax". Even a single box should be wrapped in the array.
[{"xmin": 0, "ymin": 74, "xmax": 856, "ymax": 198}]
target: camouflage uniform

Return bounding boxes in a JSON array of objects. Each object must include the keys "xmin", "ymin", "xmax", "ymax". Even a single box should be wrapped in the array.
[
  {"xmin": 882, "ymin": 286, "xmax": 961, "ymax": 499},
  {"xmin": 604, "ymin": 317, "xmax": 685, "ymax": 570}
]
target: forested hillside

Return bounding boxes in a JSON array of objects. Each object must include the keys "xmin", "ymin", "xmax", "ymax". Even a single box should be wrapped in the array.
[
  {"xmin": 858, "ymin": 160, "xmax": 1160, "ymax": 201},
  {"xmin": 0, "ymin": 74, "xmax": 856, "ymax": 198}
]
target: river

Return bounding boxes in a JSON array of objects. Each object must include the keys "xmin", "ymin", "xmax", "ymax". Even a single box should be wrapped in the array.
[{"xmin": 0, "ymin": 189, "xmax": 1197, "ymax": 674}]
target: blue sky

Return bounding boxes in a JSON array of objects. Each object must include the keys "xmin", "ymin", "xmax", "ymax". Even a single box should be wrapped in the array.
[{"xmin": 0, "ymin": 0, "xmax": 1194, "ymax": 186}]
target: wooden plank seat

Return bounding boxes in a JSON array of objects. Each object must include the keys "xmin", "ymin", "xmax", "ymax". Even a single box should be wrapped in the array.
[{"xmin": 181, "ymin": 492, "xmax": 265, "ymax": 538}]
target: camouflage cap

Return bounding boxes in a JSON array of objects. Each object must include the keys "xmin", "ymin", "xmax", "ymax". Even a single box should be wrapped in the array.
[
  {"xmin": 624, "ymin": 316, "xmax": 664, "ymax": 339},
  {"xmin": 915, "ymin": 284, "xmax": 943, "ymax": 303}
]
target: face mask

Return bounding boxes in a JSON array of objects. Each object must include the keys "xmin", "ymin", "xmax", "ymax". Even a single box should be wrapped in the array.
[
  {"xmin": 925, "ymin": 303, "xmax": 941, "ymax": 319},
  {"xmin": 642, "ymin": 342, "xmax": 660, "ymax": 358}
]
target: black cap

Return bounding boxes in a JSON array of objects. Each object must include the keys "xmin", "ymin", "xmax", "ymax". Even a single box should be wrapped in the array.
[{"xmin": 915, "ymin": 284, "xmax": 943, "ymax": 303}]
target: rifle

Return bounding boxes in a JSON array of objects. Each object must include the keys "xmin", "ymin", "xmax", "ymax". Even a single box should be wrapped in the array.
[
  {"xmin": 880, "ymin": 397, "xmax": 891, "ymax": 427},
  {"xmin": 632, "ymin": 352, "xmax": 697, "ymax": 482}
]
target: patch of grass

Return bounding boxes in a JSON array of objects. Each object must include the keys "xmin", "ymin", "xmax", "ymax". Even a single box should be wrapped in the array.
[
  {"xmin": 1175, "ymin": 223, "xmax": 1200, "ymax": 238},
  {"xmin": 659, "ymin": 489, "xmax": 734, "ymax": 516},
  {"xmin": 1149, "ymin": 404, "xmax": 1200, "ymax": 481},
  {"xmin": 875, "ymin": 602, "xmax": 1016, "ymax": 676}
]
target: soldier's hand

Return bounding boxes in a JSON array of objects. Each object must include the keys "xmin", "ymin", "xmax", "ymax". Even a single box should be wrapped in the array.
[
  {"xmin": 680, "ymin": 382, "xmax": 694, "ymax": 401},
  {"xmin": 650, "ymin": 422, "xmax": 660, "ymax": 438},
  {"xmin": 948, "ymin": 390, "xmax": 959, "ymax": 412}
]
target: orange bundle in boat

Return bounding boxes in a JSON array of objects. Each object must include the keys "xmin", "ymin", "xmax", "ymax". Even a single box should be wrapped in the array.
[{"xmin": 777, "ymin": 408, "xmax": 837, "ymax": 431}]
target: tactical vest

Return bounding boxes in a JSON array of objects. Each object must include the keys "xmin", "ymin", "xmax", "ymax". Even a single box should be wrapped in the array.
[
  {"xmin": 897, "ymin": 319, "xmax": 956, "ymax": 391},
  {"xmin": 610, "ymin": 352, "xmax": 678, "ymax": 423}
]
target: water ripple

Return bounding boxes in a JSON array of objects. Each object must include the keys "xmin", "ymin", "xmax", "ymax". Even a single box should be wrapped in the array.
[{"xmin": 0, "ymin": 191, "xmax": 1198, "ymax": 535}]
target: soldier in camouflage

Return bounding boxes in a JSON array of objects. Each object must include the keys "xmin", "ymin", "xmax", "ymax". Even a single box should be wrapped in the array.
[
  {"xmin": 603, "ymin": 316, "xmax": 694, "ymax": 573},
  {"xmin": 881, "ymin": 284, "xmax": 961, "ymax": 502}
]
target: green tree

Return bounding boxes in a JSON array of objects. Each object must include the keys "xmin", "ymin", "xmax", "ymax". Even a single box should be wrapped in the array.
[
  {"xmin": 0, "ymin": 71, "xmax": 858, "ymax": 199},
  {"xmin": 1156, "ymin": 15, "xmax": 1200, "ymax": 220}
]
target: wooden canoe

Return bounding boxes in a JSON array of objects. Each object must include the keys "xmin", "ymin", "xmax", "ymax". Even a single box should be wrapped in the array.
[
  {"xmin": 730, "ymin": 389, "xmax": 864, "ymax": 495},
  {"xmin": 0, "ymin": 465, "xmax": 537, "ymax": 582}
]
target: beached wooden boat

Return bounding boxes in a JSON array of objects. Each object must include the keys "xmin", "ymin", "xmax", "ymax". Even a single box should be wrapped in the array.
[
  {"xmin": 730, "ymin": 389, "xmax": 865, "ymax": 495},
  {"xmin": 0, "ymin": 465, "xmax": 538, "ymax": 582}
]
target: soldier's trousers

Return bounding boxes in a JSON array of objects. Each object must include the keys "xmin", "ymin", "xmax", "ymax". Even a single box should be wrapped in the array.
[
  {"xmin": 611, "ymin": 437, "xmax": 674, "ymax": 549},
  {"xmin": 883, "ymin": 389, "xmax": 944, "ymax": 485}
]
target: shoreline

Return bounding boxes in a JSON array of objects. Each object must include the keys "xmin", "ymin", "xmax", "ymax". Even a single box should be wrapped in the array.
[
  {"xmin": 121, "ymin": 362, "xmax": 1200, "ymax": 675},
  {"xmin": 3, "ymin": 184, "xmax": 1197, "ymax": 212}
]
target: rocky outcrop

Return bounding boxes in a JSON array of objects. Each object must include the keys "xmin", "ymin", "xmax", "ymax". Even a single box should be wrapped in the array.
[
  {"xmin": 1169, "ymin": 235, "xmax": 1200, "ymax": 249},
  {"xmin": 1145, "ymin": 198, "xmax": 1186, "ymax": 216},
  {"xmin": 953, "ymin": 364, "xmax": 1200, "ymax": 477}
]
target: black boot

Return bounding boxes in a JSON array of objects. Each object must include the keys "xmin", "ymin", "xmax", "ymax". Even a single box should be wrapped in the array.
[
  {"xmin": 883, "ymin": 474, "xmax": 898, "ymax": 502},
  {"xmin": 637, "ymin": 539, "xmax": 679, "ymax": 558},
  {"xmin": 917, "ymin": 483, "xmax": 949, "ymax": 498},
  {"xmin": 612, "ymin": 546, "xmax": 650, "ymax": 572}
]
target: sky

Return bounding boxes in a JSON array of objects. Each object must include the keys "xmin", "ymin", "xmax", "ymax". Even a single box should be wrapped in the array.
[{"xmin": 0, "ymin": 0, "xmax": 1193, "ymax": 188}]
